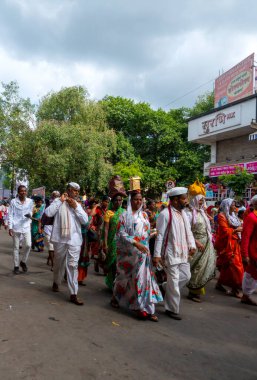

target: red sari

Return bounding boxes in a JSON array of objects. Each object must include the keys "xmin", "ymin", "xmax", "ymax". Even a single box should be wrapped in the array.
[
  {"xmin": 241, "ymin": 211, "xmax": 257, "ymax": 280},
  {"xmin": 88, "ymin": 206, "xmax": 106, "ymax": 258},
  {"xmin": 214, "ymin": 213, "xmax": 244, "ymax": 289}
]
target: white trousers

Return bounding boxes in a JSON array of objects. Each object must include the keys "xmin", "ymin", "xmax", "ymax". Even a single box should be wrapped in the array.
[
  {"xmin": 164, "ymin": 262, "xmax": 191, "ymax": 314},
  {"xmin": 242, "ymin": 272, "xmax": 257, "ymax": 297},
  {"xmin": 12, "ymin": 231, "xmax": 31, "ymax": 267},
  {"xmin": 53, "ymin": 243, "xmax": 80, "ymax": 295}
]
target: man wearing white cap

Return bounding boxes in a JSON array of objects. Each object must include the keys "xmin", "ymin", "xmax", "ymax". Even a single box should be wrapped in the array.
[
  {"xmin": 153, "ymin": 187, "xmax": 196, "ymax": 320},
  {"xmin": 8, "ymin": 185, "xmax": 34, "ymax": 274},
  {"xmin": 45, "ymin": 182, "xmax": 88, "ymax": 305}
]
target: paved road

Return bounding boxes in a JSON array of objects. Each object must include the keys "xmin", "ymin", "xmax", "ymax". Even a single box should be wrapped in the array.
[{"xmin": 0, "ymin": 229, "xmax": 256, "ymax": 380}]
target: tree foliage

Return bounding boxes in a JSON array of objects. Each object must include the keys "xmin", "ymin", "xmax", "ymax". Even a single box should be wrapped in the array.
[
  {"xmin": 102, "ymin": 95, "xmax": 211, "ymax": 194},
  {"xmin": 219, "ymin": 168, "xmax": 254, "ymax": 198},
  {"xmin": 15, "ymin": 87, "xmax": 117, "ymax": 193},
  {"xmin": 37, "ymin": 86, "xmax": 89, "ymax": 123},
  {"xmin": 17, "ymin": 120, "xmax": 116, "ymax": 193},
  {"xmin": 0, "ymin": 81, "xmax": 35, "ymax": 193},
  {"xmin": 0, "ymin": 83, "xmax": 214, "ymax": 197},
  {"xmin": 189, "ymin": 91, "xmax": 214, "ymax": 118}
]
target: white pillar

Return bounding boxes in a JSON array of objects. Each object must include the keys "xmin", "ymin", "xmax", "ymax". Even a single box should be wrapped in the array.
[{"xmin": 210, "ymin": 142, "xmax": 216, "ymax": 164}]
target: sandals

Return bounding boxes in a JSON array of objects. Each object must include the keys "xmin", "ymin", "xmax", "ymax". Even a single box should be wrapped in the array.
[
  {"xmin": 136, "ymin": 311, "xmax": 159, "ymax": 322},
  {"xmin": 187, "ymin": 293, "xmax": 201, "ymax": 303},
  {"xmin": 227, "ymin": 289, "xmax": 242, "ymax": 299},
  {"xmin": 110, "ymin": 298, "xmax": 120, "ymax": 309},
  {"xmin": 147, "ymin": 314, "xmax": 159, "ymax": 322}
]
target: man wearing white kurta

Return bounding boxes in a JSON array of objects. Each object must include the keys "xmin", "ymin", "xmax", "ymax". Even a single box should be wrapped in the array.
[
  {"xmin": 153, "ymin": 187, "xmax": 196, "ymax": 320},
  {"xmin": 45, "ymin": 182, "xmax": 88, "ymax": 305},
  {"xmin": 8, "ymin": 185, "xmax": 34, "ymax": 274}
]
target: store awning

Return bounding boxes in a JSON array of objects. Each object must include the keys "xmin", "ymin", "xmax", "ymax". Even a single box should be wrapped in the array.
[{"xmin": 249, "ymin": 132, "xmax": 257, "ymax": 141}]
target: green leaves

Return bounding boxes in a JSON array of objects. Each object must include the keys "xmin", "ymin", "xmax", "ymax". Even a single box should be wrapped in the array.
[
  {"xmin": 102, "ymin": 94, "xmax": 212, "ymax": 195},
  {"xmin": 0, "ymin": 82, "xmax": 214, "ymax": 197},
  {"xmin": 18, "ymin": 117, "xmax": 116, "ymax": 193},
  {"xmin": 37, "ymin": 86, "xmax": 89, "ymax": 123},
  {"xmin": 219, "ymin": 168, "xmax": 254, "ymax": 198}
]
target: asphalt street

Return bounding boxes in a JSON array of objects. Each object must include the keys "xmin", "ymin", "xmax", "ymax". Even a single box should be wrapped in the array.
[{"xmin": 0, "ymin": 229, "xmax": 256, "ymax": 380}]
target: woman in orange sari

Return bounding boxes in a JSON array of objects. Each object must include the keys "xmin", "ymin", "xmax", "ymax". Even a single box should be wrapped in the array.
[{"xmin": 214, "ymin": 198, "xmax": 244, "ymax": 298}]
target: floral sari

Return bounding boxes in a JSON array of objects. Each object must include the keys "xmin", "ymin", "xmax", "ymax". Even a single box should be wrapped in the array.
[{"xmin": 113, "ymin": 210, "xmax": 163, "ymax": 311}]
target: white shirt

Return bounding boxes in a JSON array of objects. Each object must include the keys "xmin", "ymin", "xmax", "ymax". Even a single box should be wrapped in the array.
[
  {"xmin": 154, "ymin": 206, "xmax": 196, "ymax": 265},
  {"xmin": 45, "ymin": 198, "xmax": 88, "ymax": 246},
  {"xmin": 8, "ymin": 197, "xmax": 34, "ymax": 233}
]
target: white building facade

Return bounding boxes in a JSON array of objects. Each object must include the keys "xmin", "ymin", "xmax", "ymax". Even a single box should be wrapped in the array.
[{"xmin": 188, "ymin": 94, "xmax": 257, "ymax": 178}]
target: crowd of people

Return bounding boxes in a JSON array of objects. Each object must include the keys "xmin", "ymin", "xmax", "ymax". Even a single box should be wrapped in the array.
[{"xmin": 4, "ymin": 175, "xmax": 257, "ymax": 321}]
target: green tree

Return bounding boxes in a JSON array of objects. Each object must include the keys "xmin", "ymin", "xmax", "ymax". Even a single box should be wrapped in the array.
[
  {"xmin": 219, "ymin": 168, "xmax": 254, "ymax": 199},
  {"xmin": 102, "ymin": 96, "xmax": 184, "ymax": 167},
  {"xmin": 113, "ymin": 162, "xmax": 143, "ymax": 190},
  {"xmin": 0, "ymin": 81, "xmax": 35, "ymax": 195},
  {"xmin": 102, "ymin": 95, "xmax": 211, "ymax": 195},
  {"xmin": 112, "ymin": 132, "xmax": 138, "ymax": 166},
  {"xmin": 37, "ymin": 86, "xmax": 89, "ymax": 123},
  {"xmin": 18, "ymin": 120, "xmax": 116, "ymax": 193},
  {"xmin": 17, "ymin": 87, "xmax": 117, "ymax": 193},
  {"xmin": 189, "ymin": 91, "xmax": 214, "ymax": 118}
]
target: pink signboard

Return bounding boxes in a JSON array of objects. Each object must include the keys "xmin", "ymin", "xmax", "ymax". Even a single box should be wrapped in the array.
[
  {"xmin": 214, "ymin": 54, "xmax": 254, "ymax": 107},
  {"xmin": 246, "ymin": 161, "xmax": 257, "ymax": 173},
  {"xmin": 210, "ymin": 161, "xmax": 257, "ymax": 177},
  {"xmin": 209, "ymin": 164, "xmax": 244, "ymax": 177}
]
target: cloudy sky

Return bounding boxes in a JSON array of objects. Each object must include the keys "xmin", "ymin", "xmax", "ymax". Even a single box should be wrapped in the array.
[{"xmin": 0, "ymin": 0, "xmax": 256, "ymax": 109}]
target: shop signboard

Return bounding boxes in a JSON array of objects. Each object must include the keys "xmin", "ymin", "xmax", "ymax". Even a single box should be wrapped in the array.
[
  {"xmin": 214, "ymin": 54, "xmax": 255, "ymax": 107},
  {"xmin": 246, "ymin": 161, "xmax": 257, "ymax": 173},
  {"xmin": 209, "ymin": 164, "xmax": 244, "ymax": 177},
  {"xmin": 200, "ymin": 105, "xmax": 241, "ymax": 135},
  {"xmin": 210, "ymin": 161, "xmax": 257, "ymax": 177}
]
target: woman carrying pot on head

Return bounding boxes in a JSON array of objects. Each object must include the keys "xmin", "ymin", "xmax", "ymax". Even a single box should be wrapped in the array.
[{"xmin": 111, "ymin": 178, "xmax": 163, "ymax": 322}]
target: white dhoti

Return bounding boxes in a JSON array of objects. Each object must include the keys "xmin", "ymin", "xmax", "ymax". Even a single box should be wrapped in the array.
[
  {"xmin": 164, "ymin": 262, "xmax": 191, "ymax": 314},
  {"xmin": 44, "ymin": 234, "xmax": 54, "ymax": 251},
  {"xmin": 13, "ymin": 231, "xmax": 32, "ymax": 267},
  {"xmin": 44, "ymin": 225, "xmax": 54, "ymax": 251},
  {"xmin": 242, "ymin": 272, "xmax": 257, "ymax": 297},
  {"xmin": 53, "ymin": 243, "xmax": 80, "ymax": 295}
]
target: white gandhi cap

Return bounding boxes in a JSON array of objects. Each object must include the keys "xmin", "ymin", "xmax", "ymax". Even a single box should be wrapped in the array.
[
  {"xmin": 167, "ymin": 187, "xmax": 188, "ymax": 197},
  {"xmin": 68, "ymin": 182, "xmax": 80, "ymax": 190}
]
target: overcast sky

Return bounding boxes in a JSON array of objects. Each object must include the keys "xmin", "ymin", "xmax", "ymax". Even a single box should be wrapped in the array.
[{"xmin": 0, "ymin": 0, "xmax": 256, "ymax": 109}]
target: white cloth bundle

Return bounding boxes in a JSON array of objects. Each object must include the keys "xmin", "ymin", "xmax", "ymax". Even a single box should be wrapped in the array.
[{"xmin": 59, "ymin": 201, "xmax": 71, "ymax": 239}]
